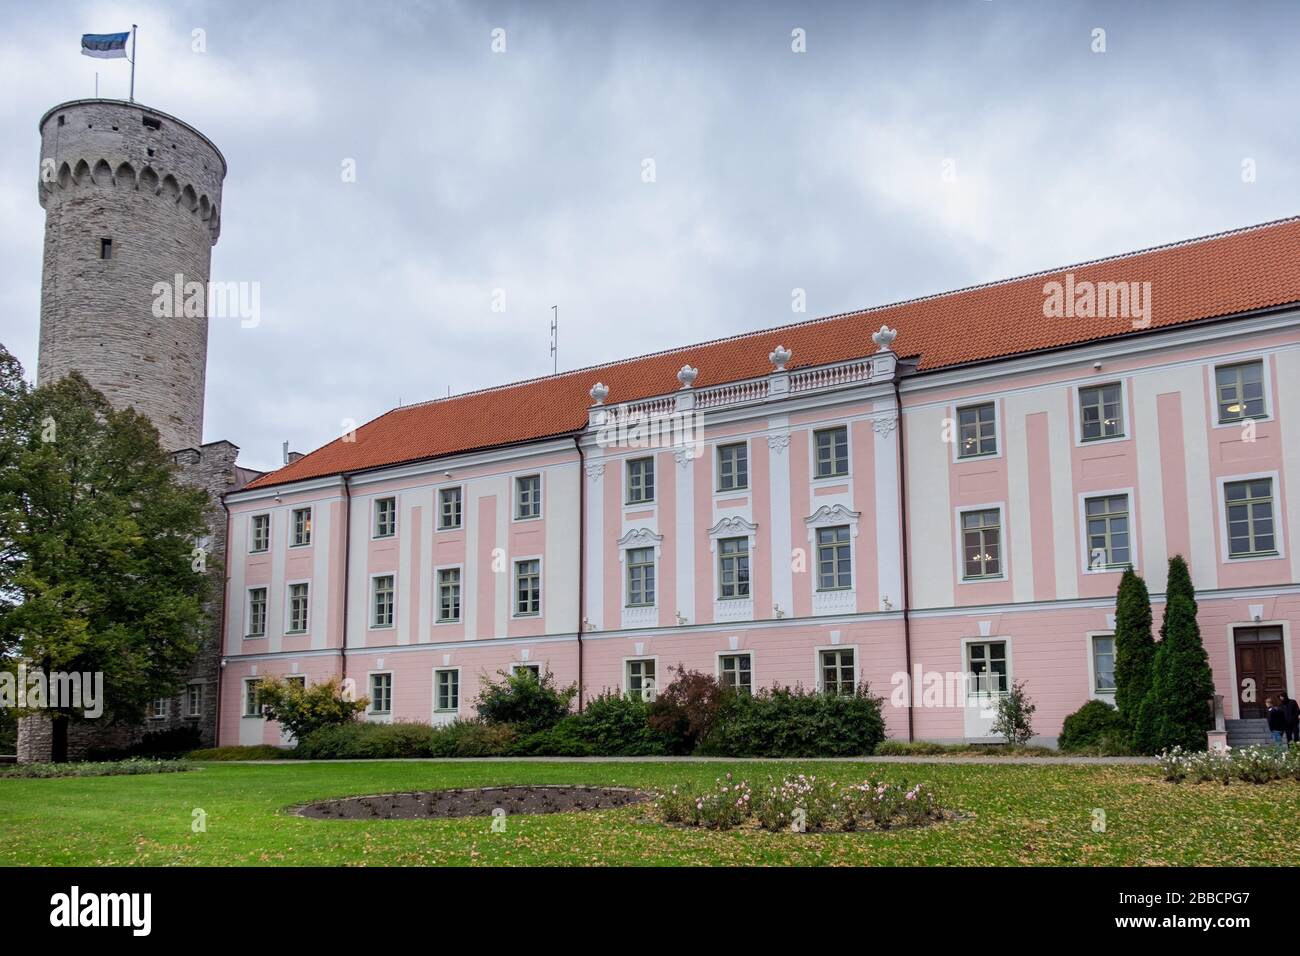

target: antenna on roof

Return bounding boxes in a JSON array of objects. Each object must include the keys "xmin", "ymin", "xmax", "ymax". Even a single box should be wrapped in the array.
[{"xmin": 550, "ymin": 305, "xmax": 558, "ymax": 374}]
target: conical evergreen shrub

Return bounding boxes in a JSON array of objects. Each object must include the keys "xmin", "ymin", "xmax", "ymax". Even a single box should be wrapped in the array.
[
  {"xmin": 1139, "ymin": 556, "xmax": 1216, "ymax": 753},
  {"xmin": 1112, "ymin": 568, "xmax": 1155, "ymax": 748}
]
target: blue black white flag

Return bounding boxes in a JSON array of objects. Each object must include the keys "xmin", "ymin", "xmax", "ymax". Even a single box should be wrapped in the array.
[{"xmin": 81, "ymin": 32, "xmax": 130, "ymax": 59}]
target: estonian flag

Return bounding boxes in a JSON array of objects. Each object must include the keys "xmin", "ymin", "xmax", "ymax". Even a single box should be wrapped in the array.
[{"xmin": 81, "ymin": 32, "xmax": 129, "ymax": 59}]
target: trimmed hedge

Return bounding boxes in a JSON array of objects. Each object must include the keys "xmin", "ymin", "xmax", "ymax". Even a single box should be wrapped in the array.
[
  {"xmin": 187, "ymin": 745, "xmax": 289, "ymax": 761},
  {"xmin": 0, "ymin": 758, "xmax": 192, "ymax": 778},
  {"xmin": 1058, "ymin": 700, "xmax": 1128, "ymax": 753},
  {"xmin": 296, "ymin": 720, "xmax": 516, "ymax": 759},
  {"xmin": 699, "ymin": 685, "xmax": 885, "ymax": 757}
]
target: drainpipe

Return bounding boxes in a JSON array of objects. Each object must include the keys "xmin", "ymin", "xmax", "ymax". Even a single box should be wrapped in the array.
[
  {"xmin": 214, "ymin": 502, "xmax": 231, "ymax": 746},
  {"xmin": 893, "ymin": 375, "xmax": 915, "ymax": 742},
  {"xmin": 574, "ymin": 437, "xmax": 586, "ymax": 711},
  {"xmin": 339, "ymin": 474, "xmax": 352, "ymax": 687}
]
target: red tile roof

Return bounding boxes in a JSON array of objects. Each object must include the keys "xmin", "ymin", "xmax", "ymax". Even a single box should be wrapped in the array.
[{"xmin": 246, "ymin": 216, "xmax": 1300, "ymax": 490}]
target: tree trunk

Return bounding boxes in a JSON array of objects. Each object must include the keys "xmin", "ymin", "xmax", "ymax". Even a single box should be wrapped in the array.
[{"xmin": 51, "ymin": 714, "xmax": 69, "ymax": 763}]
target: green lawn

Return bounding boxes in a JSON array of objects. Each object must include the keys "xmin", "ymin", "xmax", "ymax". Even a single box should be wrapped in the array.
[{"xmin": 1, "ymin": 760, "xmax": 1296, "ymax": 866}]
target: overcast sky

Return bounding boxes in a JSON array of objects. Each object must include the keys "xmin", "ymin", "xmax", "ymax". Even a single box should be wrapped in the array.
[{"xmin": 2, "ymin": 1, "xmax": 1297, "ymax": 472}]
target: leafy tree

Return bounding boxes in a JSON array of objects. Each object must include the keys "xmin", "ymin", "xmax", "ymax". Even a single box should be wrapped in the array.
[
  {"xmin": 1139, "ymin": 555, "xmax": 1215, "ymax": 753},
  {"xmin": 252, "ymin": 676, "xmax": 367, "ymax": 742},
  {"xmin": 0, "ymin": 346, "xmax": 210, "ymax": 760},
  {"xmin": 1112, "ymin": 568, "xmax": 1155, "ymax": 747},
  {"xmin": 647, "ymin": 665, "xmax": 729, "ymax": 754},
  {"xmin": 991, "ymin": 679, "xmax": 1036, "ymax": 746}
]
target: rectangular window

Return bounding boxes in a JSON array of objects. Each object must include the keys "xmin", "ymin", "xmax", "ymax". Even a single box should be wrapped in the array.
[
  {"xmin": 626, "ymin": 457, "xmax": 655, "ymax": 504},
  {"xmin": 718, "ymin": 537, "xmax": 750, "ymax": 599},
  {"xmin": 513, "ymin": 664, "xmax": 541, "ymax": 680},
  {"xmin": 369, "ymin": 673, "xmax": 392, "ymax": 714},
  {"xmin": 816, "ymin": 525, "xmax": 852, "ymax": 590},
  {"xmin": 291, "ymin": 507, "xmax": 312, "ymax": 546},
  {"xmin": 961, "ymin": 509, "xmax": 1002, "ymax": 579},
  {"xmin": 957, "ymin": 402, "xmax": 997, "ymax": 458},
  {"xmin": 515, "ymin": 559, "xmax": 541, "ymax": 616},
  {"xmin": 1092, "ymin": 635, "xmax": 1116, "ymax": 694},
  {"xmin": 286, "ymin": 675, "xmax": 306, "ymax": 691},
  {"xmin": 374, "ymin": 497, "xmax": 396, "ymax": 538},
  {"xmin": 814, "ymin": 427, "xmax": 849, "ymax": 478},
  {"xmin": 150, "ymin": 697, "xmax": 167, "ymax": 719},
  {"xmin": 719, "ymin": 653, "xmax": 752, "ymax": 693},
  {"xmin": 717, "ymin": 443, "xmax": 749, "ymax": 491},
  {"xmin": 372, "ymin": 575, "xmax": 394, "ymax": 628},
  {"xmin": 626, "ymin": 546, "xmax": 656, "ymax": 607},
  {"xmin": 99, "ymin": 237, "xmax": 112, "ymax": 260},
  {"xmin": 820, "ymin": 649, "xmax": 855, "ymax": 696},
  {"xmin": 186, "ymin": 684, "xmax": 202, "ymax": 717},
  {"xmin": 1079, "ymin": 383, "xmax": 1124, "ymax": 441},
  {"xmin": 437, "ymin": 568, "xmax": 461, "ymax": 622},
  {"xmin": 627, "ymin": 658, "xmax": 657, "ymax": 701},
  {"xmin": 243, "ymin": 679, "xmax": 262, "ymax": 717},
  {"xmin": 250, "ymin": 513, "xmax": 270, "ymax": 553},
  {"xmin": 1215, "ymin": 360, "xmax": 1267, "ymax": 423},
  {"xmin": 288, "ymin": 582, "xmax": 310, "ymax": 633},
  {"xmin": 247, "ymin": 587, "xmax": 268, "ymax": 637},
  {"xmin": 435, "ymin": 669, "xmax": 459, "ymax": 712},
  {"xmin": 1084, "ymin": 494, "xmax": 1130, "ymax": 568},
  {"xmin": 967, "ymin": 641, "xmax": 1008, "ymax": 697},
  {"xmin": 1225, "ymin": 478, "xmax": 1276, "ymax": 557},
  {"xmin": 439, "ymin": 487, "xmax": 462, "ymax": 529},
  {"xmin": 516, "ymin": 475, "xmax": 541, "ymax": 519}
]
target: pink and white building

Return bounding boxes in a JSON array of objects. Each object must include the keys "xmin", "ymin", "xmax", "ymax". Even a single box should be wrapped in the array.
[{"xmin": 218, "ymin": 219, "xmax": 1300, "ymax": 747}]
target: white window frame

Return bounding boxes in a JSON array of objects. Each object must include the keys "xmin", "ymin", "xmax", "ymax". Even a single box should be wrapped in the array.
[
  {"xmin": 1085, "ymin": 630, "xmax": 1117, "ymax": 700},
  {"xmin": 367, "ymin": 670, "xmax": 393, "ymax": 718},
  {"xmin": 289, "ymin": 506, "xmax": 313, "ymax": 548},
  {"xmin": 623, "ymin": 656, "xmax": 659, "ymax": 701},
  {"xmin": 513, "ymin": 555, "xmax": 543, "ymax": 618},
  {"xmin": 149, "ymin": 697, "xmax": 167, "ymax": 720},
  {"xmin": 955, "ymin": 502, "xmax": 1008, "ymax": 583},
  {"xmin": 962, "ymin": 637, "xmax": 1012, "ymax": 701},
  {"xmin": 1072, "ymin": 379, "xmax": 1129, "ymax": 447},
  {"xmin": 437, "ymin": 485, "xmax": 464, "ymax": 530},
  {"xmin": 514, "ymin": 474, "xmax": 543, "ymax": 521},
  {"xmin": 813, "ymin": 645, "xmax": 858, "ymax": 695},
  {"xmin": 245, "ymin": 586, "xmax": 269, "ymax": 638},
  {"xmin": 1212, "ymin": 357, "xmax": 1273, "ymax": 428},
  {"xmin": 716, "ymin": 441, "xmax": 750, "ymax": 492},
  {"xmin": 1078, "ymin": 487, "xmax": 1138, "ymax": 573},
  {"xmin": 434, "ymin": 564, "xmax": 463, "ymax": 624},
  {"xmin": 186, "ymin": 682, "xmax": 203, "ymax": 718},
  {"xmin": 433, "ymin": 667, "xmax": 461, "ymax": 714},
  {"xmin": 511, "ymin": 662, "xmax": 542, "ymax": 680},
  {"xmin": 952, "ymin": 400, "xmax": 1001, "ymax": 462},
  {"xmin": 285, "ymin": 579, "xmax": 311, "ymax": 634},
  {"xmin": 248, "ymin": 512, "xmax": 271, "ymax": 553},
  {"xmin": 242, "ymin": 678, "xmax": 263, "ymax": 718},
  {"xmin": 811, "ymin": 425, "xmax": 851, "ymax": 480},
  {"xmin": 625, "ymin": 456, "xmax": 656, "ymax": 505},
  {"xmin": 372, "ymin": 496, "xmax": 397, "ymax": 539},
  {"xmin": 370, "ymin": 573, "xmax": 395, "ymax": 630},
  {"xmin": 715, "ymin": 650, "xmax": 754, "ymax": 693},
  {"xmin": 1216, "ymin": 470, "xmax": 1285, "ymax": 563}
]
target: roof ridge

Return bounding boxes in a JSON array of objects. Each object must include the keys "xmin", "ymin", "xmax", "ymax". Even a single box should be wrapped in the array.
[{"xmin": 394, "ymin": 214, "xmax": 1300, "ymax": 413}]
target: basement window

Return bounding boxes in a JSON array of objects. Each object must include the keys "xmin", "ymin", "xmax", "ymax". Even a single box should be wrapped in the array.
[
  {"xmin": 99, "ymin": 238, "xmax": 112, "ymax": 260},
  {"xmin": 142, "ymin": 116, "xmax": 163, "ymax": 131}
]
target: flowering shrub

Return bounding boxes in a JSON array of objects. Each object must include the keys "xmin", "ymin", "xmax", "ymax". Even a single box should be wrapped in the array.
[
  {"xmin": 1158, "ymin": 743, "xmax": 1299, "ymax": 784},
  {"xmin": 656, "ymin": 774, "xmax": 945, "ymax": 831}
]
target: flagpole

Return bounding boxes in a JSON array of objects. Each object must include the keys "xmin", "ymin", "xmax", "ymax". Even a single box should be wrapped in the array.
[{"xmin": 128, "ymin": 24, "xmax": 137, "ymax": 102}]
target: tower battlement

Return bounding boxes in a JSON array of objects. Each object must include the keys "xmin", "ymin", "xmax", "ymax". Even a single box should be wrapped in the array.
[{"xmin": 35, "ymin": 99, "xmax": 227, "ymax": 452}]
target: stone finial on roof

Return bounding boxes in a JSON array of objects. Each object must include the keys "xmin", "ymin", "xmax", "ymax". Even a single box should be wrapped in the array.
[
  {"xmin": 589, "ymin": 382, "xmax": 609, "ymax": 406},
  {"xmin": 677, "ymin": 365, "xmax": 699, "ymax": 389},
  {"xmin": 769, "ymin": 345, "xmax": 792, "ymax": 371},
  {"xmin": 872, "ymin": 325, "xmax": 898, "ymax": 352}
]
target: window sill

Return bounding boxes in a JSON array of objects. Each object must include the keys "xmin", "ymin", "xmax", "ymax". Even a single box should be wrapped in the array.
[
  {"xmin": 960, "ymin": 575, "xmax": 1005, "ymax": 584},
  {"xmin": 435, "ymin": 618, "xmax": 461, "ymax": 626},
  {"xmin": 514, "ymin": 613, "xmax": 541, "ymax": 619},
  {"xmin": 244, "ymin": 634, "xmax": 266, "ymax": 640},
  {"xmin": 285, "ymin": 630, "xmax": 308, "ymax": 636},
  {"xmin": 956, "ymin": 451, "xmax": 998, "ymax": 462},
  {"xmin": 812, "ymin": 473, "xmax": 850, "ymax": 481},
  {"xmin": 437, "ymin": 525, "xmax": 463, "ymax": 532},
  {"xmin": 1079, "ymin": 434, "xmax": 1127, "ymax": 446}
]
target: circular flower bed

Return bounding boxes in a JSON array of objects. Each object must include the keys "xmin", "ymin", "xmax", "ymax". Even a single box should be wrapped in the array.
[
  {"xmin": 296, "ymin": 785, "xmax": 652, "ymax": 820},
  {"xmin": 655, "ymin": 773, "xmax": 950, "ymax": 832}
]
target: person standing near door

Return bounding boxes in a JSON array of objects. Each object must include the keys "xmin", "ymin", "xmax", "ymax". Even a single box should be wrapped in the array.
[
  {"xmin": 1265, "ymin": 698, "xmax": 1288, "ymax": 746},
  {"xmin": 1281, "ymin": 692, "xmax": 1300, "ymax": 745}
]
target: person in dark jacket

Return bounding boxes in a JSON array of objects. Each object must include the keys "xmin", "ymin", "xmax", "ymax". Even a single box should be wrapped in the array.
[
  {"xmin": 1281, "ymin": 693, "xmax": 1300, "ymax": 744},
  {"xmin": 1265, "ymin": 698, "xmax": 1288, "ymax": 746}
]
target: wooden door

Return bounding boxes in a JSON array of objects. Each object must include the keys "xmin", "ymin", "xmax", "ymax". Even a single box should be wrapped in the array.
[{"xmin": 1235, "ymin": 627, "xmax": 1286, "ymax": 718}]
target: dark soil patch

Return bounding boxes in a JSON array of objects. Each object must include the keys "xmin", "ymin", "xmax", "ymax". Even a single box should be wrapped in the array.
[{"xmin": 295, "ymin": 785, "xmax": 652, "ymax": 820}]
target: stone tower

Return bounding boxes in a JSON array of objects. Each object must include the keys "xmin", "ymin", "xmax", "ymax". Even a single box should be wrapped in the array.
[
  {"xmin": 36, "ymin": 99, "xmax": 225, "ymax": 451},
  {"xmin": 19, "ymin": 100, "xmax": 254, "ymax": 762}
]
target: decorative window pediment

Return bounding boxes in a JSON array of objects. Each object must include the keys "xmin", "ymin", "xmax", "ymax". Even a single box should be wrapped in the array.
[
  {"xmin": 617, "ymin": 527, "xmax": 664, "ymax": 557},
  {"xmin": 805, "ymin": 504, "xmax": 861, "ymax": 538},
  {"xmin": 707, "ymin": 515, "xmax": 759, "ymax": 551}
]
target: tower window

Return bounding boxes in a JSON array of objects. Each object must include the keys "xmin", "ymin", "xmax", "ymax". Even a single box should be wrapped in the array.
[
  {"xmin": 142, "ymin": 116, "xmax": 163, "ymax": 131},
  {"xmin": 99, "ymin": 238, "xmax": 112, "ymax": 260},
  {"xmin": 58, "ymin": 115, "xmax": 66, "ymax": 127}
]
